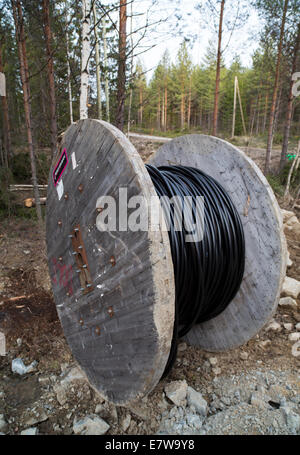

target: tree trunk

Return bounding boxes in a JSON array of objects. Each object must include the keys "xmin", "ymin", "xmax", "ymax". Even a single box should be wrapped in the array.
[
  {"xmin": 11, "ymin": 0, "xmax": 42, "ymax": 225},
  {"xmin": 157, "ymin": 91, "xmax": 161, "ymax": 130},
  {"xmin": 65, "ymin": 2, "xmax": 73, "ymax": 123},
  {"xmin": 255, "ymin": 81, "xmax": 262, "ymax": 135},
  {"xmin": 187, "ymin": 79, "xmax": 192, "ymax": 130},
  {"xmin": 43, "ymin": 0, "xmax": 57, "ymax": 157},
  {"xmin": 102, "ymin": 16, "xmax": 110, "ymax": 123},
  {"xmin": 264, "ymin": 0, "xmax": 289, "ymax": 174},
  {"xmin": 212, "ymin": 0, "xmax": 225, "ymax": 136},
  {"xmin": 263, "ymin": 89, "xmax": 269, "ymax": 134},
  {"xmin": 0, "ymin": 40, "xmax": 12, "ymax": 163},
  {"xmin": 279, "ymin": 22, "xmax": 300, "ymax": 172},
  {"xmin": 116, "ymin": 0, "xmax": 127, "ymax": 131},
  {"xmin": 80, "ymin": 0, "xmax": 91, "ymax": 120},
  {"xmin": 164, "ymin": 87, "xmax": 167, "ymax": 131},
  {"xmin": 93, "ymin": 2, "xmax": 102, "ymax": 120},
  {"xmin": 127, "ymin": 0, "xmax": 133, "ymax": 135},
  {"xmin": 231, "ymin": 75, "xmax": 237, "ymax": 137},
  {"xmin": 138, "ymin": 86, "xmax": 143, "ymax": 125}
]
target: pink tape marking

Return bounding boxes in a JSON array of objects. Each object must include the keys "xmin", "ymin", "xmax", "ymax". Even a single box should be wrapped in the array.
[{"xmin": 53, "ymin": 148, "xmax": 68, "ymax": 187}]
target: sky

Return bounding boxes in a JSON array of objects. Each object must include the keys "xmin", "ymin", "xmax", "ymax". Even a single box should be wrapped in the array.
[{"xmin": 101, "ymin": 0, "xmax": 264, "ymax": 81}]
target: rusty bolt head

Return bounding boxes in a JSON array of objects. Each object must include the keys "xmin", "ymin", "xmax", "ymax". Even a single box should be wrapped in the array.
[
  {"xmin": 79, "ymin": 318, "xmax": 84, "ymax": 326},
  {"xmin": 64, "ymin": 193, "xmax": 69, "ymax": 200},
  {"xmin": 95, "ymin": 326, "xmax": 101, "ymax": 336},
  {"xmin": 108, "ymin": 307, "xmax": 114, "ymax": 318},
  {"xmin": 58, "ymin": 220, "xmax": 62, "ymax": 227},
  {"xmin": 110, "ymin": 256, "xmax": 116, "ymax": 267},
  {"xmin": 78, "ymin": 184, "xmax": 84, "ymax": 193},
  {"xmin": 59, "ymin": 257, "xmax": 63, "ymax": 262}
]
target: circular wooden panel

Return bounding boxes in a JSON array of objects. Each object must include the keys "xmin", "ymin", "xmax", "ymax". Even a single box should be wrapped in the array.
[
  {"xmin": 149, "ymin": 134, "xmax": 287, "ymax": 352},
  {"xmin": 46, "ymin": 119, "xmax": 175, "ymax": 405}
]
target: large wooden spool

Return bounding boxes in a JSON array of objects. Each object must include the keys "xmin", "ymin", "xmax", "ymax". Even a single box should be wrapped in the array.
[{"xmin": 46, "ymin": 119, "xmax": 286, "ymax": 406}]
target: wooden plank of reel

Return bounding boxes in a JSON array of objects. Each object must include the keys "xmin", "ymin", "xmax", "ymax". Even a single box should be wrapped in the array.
[{"xmin": 46, "ymin": 119, "xmax": 286, "ymax": 406}]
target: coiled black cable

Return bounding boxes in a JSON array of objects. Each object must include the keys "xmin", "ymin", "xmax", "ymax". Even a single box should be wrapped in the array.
[{"xmin": 146, "ymin": 164, "xmax": 245, "ymax": 377}]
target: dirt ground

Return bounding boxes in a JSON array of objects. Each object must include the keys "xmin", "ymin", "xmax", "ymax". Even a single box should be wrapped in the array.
[{"xmin": 0, "ymin": 142, "xmax": 299, "ymax": 435}]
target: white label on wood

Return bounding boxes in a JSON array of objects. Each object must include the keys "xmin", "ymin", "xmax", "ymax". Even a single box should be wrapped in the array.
[
  {"xmin": 71, "ymin": 152, "xmax": 77, "ymax": 170},
  {"xmin": 0, "ymin": 73, "xmax": 6, "ymax": 97},
  {"xmin": 56, "ymin": 179, "xmax": 64, "ymax": 200}
]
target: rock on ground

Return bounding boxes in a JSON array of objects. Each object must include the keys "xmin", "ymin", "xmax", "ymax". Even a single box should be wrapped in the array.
[
  {"xmin": 0, "ymin": 414, "xmax": 7, "ymax": 433},
  {"xmin": 282, "ymin": 277, "xmax": 300, "ymax": 299},
  {"xmin": 164, "ymin": 380, "xmax": 188, "ymax": 407},
  {"xmin": 20, "ymin": 427, "xmax": 38, "ymax": 435},
  {"xmin": 186, "ymin": 387, "xmax": 208, "ymax": 416},
  {"xmin": 73, "ymin": 415, "xmax": 110, "ymax": 435},
  {"xmin": 279, "ymin": 297, "xmax": 298, "ymax": 309}
]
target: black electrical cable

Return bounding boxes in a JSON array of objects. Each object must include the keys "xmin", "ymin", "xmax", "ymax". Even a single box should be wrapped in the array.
[{"xmin": 146, "ymin": 164, "xmax": 245, "ymax": 377}]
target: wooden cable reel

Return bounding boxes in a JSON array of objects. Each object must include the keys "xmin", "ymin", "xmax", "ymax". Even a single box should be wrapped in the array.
[{"xmin": 46, "ymin": 119, "xmax": 286, "ymax": 406}]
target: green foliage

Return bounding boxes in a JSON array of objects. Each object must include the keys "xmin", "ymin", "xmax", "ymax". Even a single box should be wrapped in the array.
[
  {"xmin": 10, "ymin": 152, "xmax": 50, "ymax": 184},
  {"xmin": 273, "ymin": 132, "xmax": 283, "ymax": 145},
  {"xmin": 0, "ymin": 167, "xmax": 14, "ymax": 212},
  {"xmin": 266, "ymin": 161, "xmax": 300, "ymax": 196}
]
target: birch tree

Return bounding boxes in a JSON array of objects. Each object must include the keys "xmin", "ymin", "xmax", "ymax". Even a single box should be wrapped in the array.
[
  {"xmin": 65, "ymin": 1, "xmax": 73, "ymax": 124},
  {"xmin": 80, "ymin": 0, "xmax": 91, "ymax": 120},
  {"xmin": 93, "ymin": 2, "xmax": 102, "ymax": 120},
  {"xmin": 103, "ymin": 16, "xmax": 110, "ymax": 122}
]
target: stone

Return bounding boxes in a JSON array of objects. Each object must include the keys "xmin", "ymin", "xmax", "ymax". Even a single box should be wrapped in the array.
[
  {"xmin": 0, "ymin": 415, "xmax": 7, "ymax": 433},
  {"xmin": 121, "ymin": 414, "xmax": 131, "ymax": 432},
  {"xmin": 178, "ymin": 342, "xmax": 187, "ymax": 352},
  {"xmin": 20, "ymin": 427, "xmax": 38, "ymax": 435},
  {"xmin": 296, "ymin": 323, "xmax": 300, "ymax": 331},
  {"xmin": 0, "ymin": 332, "xmax": 6, "ymax": 356},
  {"xmin": 281, "ymin": 407, "xmax": 300, "ymax": 433},
  {"xmin": 164, "ymin": 380, "xmax": 188, "ymax": 407},
  {"xmin": 291, "ymin": 341, "xmax": 300, "ymax": 358},
  {"xmin": 289, "ymin": 332, "xmax": 300, "ymax": 342},
  {"xmin": 53, "ymin": 366, "xmax": 88, "ymax": 405},
  {"xmin": 73, "ymin": 415, "xmax": 110, "ymax": 435},
  {"xmin": 281, "ymin": 209, "xmax": 295, "ymax": 224},
  {"xmin": 95, "ymin": 404, "xmax": 103, "ymax": 414},
  {"xmin": 11, "ymin": 358, "xmax": 38, "ymax": 375},
  {"xmin": 209, "ymin": 357, "xmax": 218, "ymax": 366},
  {"xmin": 212, "ymin": 367, "xmax": 222, "ymax": 376},
  {"xmin": 240, "ymin": 352, "xmax": 249, "ymax": 360},
  {"xmin": 23, "ymin": 408, "xmax": 48, "ymax": 427},
  {"xmin": 259, "ymin": 340, "xmax": 271, "ymax": 348},
  {"xmin": 279, "ymin": 297, "xmax": 298, "ymax": 309},
  {"xmin": 282, "ymin": 277, "xmax": 300, "ymax": 299},
  {"xmin": 283, "ymin": 323, "xmax": 293, "ymax": 331},
  {"xmin": 16, "ymin": 338, "xmax": 22, "ymax": 347},
  {"xmin": 265, "ymin": 321, "xmax": 281, "ymax": 332},
  {"xmin": 250, "ymin": 392, "xmax": 269, "ymax": 410},
  {"xmin": 286, "ymin": 251, "xmax": 293, "ymax": 268},
  {"xmin": 186, "ymin": 387, "xmax": 208, "ymax": 416}
]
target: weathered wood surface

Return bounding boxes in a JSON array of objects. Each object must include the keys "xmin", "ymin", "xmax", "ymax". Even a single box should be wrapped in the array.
[
  {"xmin": 46, "ymin": 119, "xmax": 175, "ymax": 405},
  {"xmin": 149, "ymin": 134, "xmax": 287, "ymax": 352}
]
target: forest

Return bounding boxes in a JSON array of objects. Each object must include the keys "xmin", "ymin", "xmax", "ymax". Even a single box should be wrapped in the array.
[{"xmin": 0, "ymin": 0, "xmax": 300, "ymax": 221}]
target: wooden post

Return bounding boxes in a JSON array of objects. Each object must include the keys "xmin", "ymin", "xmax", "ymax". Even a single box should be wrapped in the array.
[
  {"xmin": 231, "ymin": 76, "xmax": 237, "ymax": 138},
  {"xmin": 236, "ymin": 77, "xmax": 247, "ymax": 136}
]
